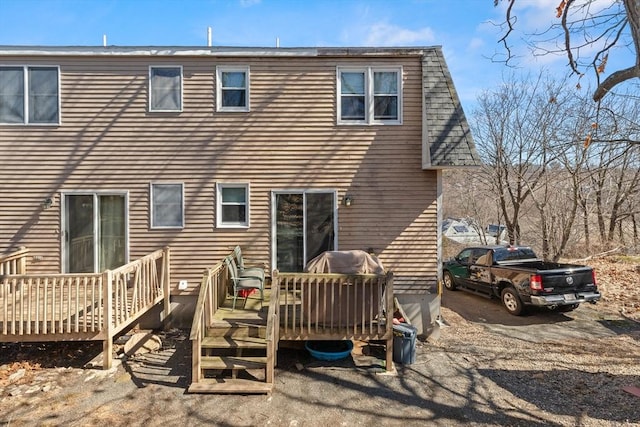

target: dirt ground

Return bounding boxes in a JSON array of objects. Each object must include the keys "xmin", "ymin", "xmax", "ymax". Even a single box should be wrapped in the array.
[{"xmin": 1, "ymin": 257, "xmax": 639, "ymax": 426}]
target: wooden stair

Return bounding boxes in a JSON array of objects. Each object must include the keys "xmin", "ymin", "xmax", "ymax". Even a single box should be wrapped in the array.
[{"xmin": 189, "ymin": 304, "xmax": 273, "ymax": 394}]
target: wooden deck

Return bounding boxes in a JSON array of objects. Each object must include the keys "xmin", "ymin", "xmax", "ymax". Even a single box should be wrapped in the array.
[
  {"xmin": 202, "ymin": 279, "xmax": 393, "ymax": 343},
  {"xmin": 0, "ymin": 247, "xmax": 171, "ymax": 368},
  {"xmin": 2, "ymin": 246, "xmax": 394, "ymax": 394},
  {"xmin": 275, "ymin": 272, "xmax": 393, "ymax": 342},
  {"xmin": 189, "ymin": 259, "xmax": 394, "ymax": 394},
  {"xmin": 213, "ymin": 282, "xmax": 390, "ymax": 337}
]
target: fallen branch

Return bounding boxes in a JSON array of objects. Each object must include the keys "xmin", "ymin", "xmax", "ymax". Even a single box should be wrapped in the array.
[{"xmin": 569, "ymin": 247, "xmax": 622, "ymax": 263}]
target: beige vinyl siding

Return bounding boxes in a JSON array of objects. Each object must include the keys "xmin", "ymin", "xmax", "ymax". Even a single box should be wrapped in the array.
[{"xmin": 0, "ymin": 53, "xmax": 437, "ymax": 294}]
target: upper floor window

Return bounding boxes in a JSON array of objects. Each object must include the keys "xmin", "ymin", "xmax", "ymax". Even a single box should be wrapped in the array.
[
  {"xmin": 216, "ymin": 66, "xmax": 249, "ymax": 112},
  {"xmin": 150, "ymin": 182, "xmax": 184, "ymax": 229},
  {"xmin": 216, "ymin": 183, "xmax": 250, "ymax": 228},
  {"xmin": 149, "ymin": 66, "xmax": 182, "ymax": 112},
  {"xmin": 337, "ymin": 67, "xmax": 401, "ymax": 125},
  {"xmin": 0, "ymin": 66, "xmax": 60, "ymax": 125}
]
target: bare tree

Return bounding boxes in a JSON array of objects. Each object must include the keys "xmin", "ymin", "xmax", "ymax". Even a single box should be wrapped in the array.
[
  {"xmin": 472, "ymin": 72, "xmax": 565, "ymax": 248},
  {"xmin": 443, "ymin": 169, "xmax": 498, "ymax": 244},
  {"xmin": 495, "ymin": 0, "xmax": 640, "ymax": 102},
  {"xmin": 589, "ymin": 142, "xmax": 640, "ymax": 244},
  {"xmin": 469, "ymin": 73, "xmax": 640, "ymax": 259},
  {"xmin": 538, "ymin": 92, "xmax": 597, "ymax": 259},
  {"xmin": 448, "ymin": 66, "xmax": 640, "ymax": 259}
]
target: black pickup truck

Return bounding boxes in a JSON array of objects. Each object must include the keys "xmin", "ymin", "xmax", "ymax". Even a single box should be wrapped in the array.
[{"xmin": 442, "ymin": 245, "xmax": 600, "ymax": 315}]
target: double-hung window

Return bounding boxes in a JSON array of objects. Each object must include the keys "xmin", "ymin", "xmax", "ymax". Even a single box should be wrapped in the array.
[
  {"xmin": 216, "ymin": 66, "xmax": 249, "ymax": 112},
  {"xmin": 0, "ymin": 66, "xmax": 60, "ymax": 125},
  {"xmin": 217, "ymin": 183, "xmax": 250, "ymax": 228},
  {"xmin": 337, "ymin": 67, "xmax": 401, "ymax": 125},
  {"xmin": 149, "ymin": 66, "xmax": 182, "ymax": 112},
  {"xmin": 150, "ymin": 183, "xmax": 184, "ymax": 228}
]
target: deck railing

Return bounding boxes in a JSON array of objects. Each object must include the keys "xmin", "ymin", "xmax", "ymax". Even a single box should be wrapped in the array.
[
  {"xmin": 102, "ymin": 247, "xmax": 171, "ymax": 366},
  {"xmin": 274, "ymin": 271, "xmax": 394, "ymax": 340},
  {"xmin": 0, "ymin": 247, "xmax": 171, "ymax": 369},
  {"xmin": 108, "ymin": 248, "xmax": 170, "ymax": 335},
  {"xmin": 274, "ymin": 270, "xmax": 394, "ymax": 370},
  {"xmin": 1, "ymin": 273, "xmax": 104, "ymax": 336},
  {"xmin": 0, "ymin": 247, "xmax": 29, "ymax": 276},
  {"xmin": 190, "ymin": 259, "xmax": 227, "ymax": 384}
]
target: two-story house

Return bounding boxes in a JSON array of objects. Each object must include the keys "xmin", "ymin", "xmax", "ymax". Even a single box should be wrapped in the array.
[{"xmin": 0, "ymin": 45, "xmax": 480, "ymax": 327}]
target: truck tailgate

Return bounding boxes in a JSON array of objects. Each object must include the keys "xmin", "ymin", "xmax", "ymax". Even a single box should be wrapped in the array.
[{"xmin": 542, "ymin": 268, "xmax": 594, "ymax": 291}]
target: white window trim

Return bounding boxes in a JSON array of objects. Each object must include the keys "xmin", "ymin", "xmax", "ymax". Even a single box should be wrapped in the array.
[
  {"xmin": 216, "ymin": 66, "xmax": 250, "ymax": 112},
  {"xmin": 148, "ymin": 65, "xmax": 183, "ymax": 113},
  {"xmin": 216, "ymin": 182, "xmax": 250, "ymax": 228},
  {"xmin": 0, "ymin": 64, "xmax": 61, "ymax": 126},
  {"xmin": 150, "ymin": 182, "xmax": 185, "ymax": 229},
  {"xmin": 337, "ymin": 66, "xmax": 402, "ymax": 126}
]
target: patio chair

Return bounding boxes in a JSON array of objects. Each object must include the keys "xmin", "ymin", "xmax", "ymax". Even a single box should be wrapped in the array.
[
  {"xmin": 224, "ymin": 255, "xmax": 264, "ymax": 311},
  {"xmin": 232, "ymin": 245, "xmax": 265, "ymax": 281}
]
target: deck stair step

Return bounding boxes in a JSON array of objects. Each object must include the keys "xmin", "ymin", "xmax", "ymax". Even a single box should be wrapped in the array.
[
  {"xmin": 193, "ymin": 318, "xmax": 270, "ymax": 394},
  {"xmin": 201, "ymin": 355, "xmax": 267, "ymax": 370},
  {"xmin": 206, "ymin": 326, "xmax": 266, "ymax": 338},
  {"xmin": 188, "ymin": 378, "xmax": 273, "ymax": 394},
  {"xmin": 201, "ymin": 336, "xmax": 267, "ymax": 349},
  {"xmin": 191, "ymin": 288, "xmax": 272, "ymax": 394},
  {"xmin": 208, "ymin": 316, "xmax": 266, "ymax": 329}
]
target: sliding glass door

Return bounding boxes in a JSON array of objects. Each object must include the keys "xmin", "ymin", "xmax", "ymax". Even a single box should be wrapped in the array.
[
  {"xmin": 273, "ymin": 191, "xmax": 336, "ymax": 272},
  {"xmin": 64, "ymin": 193, "xmax": 127, "ymax": 273}
]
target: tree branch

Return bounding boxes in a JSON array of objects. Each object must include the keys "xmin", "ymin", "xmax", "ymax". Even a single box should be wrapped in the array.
[
  {"xmin": 593, "ymin": 65, "xmax": 640, "ymax": 101},
  {"xmin": 560, "ymin": 0, "xmax": 580, "ymax": 75},
  {"xmin": 496, "ymin": 0, "xmax": 517, "ymax": 65},
  {"xmin": 593, "ymin": 0, "xmax": 640, "ymax": 101}
]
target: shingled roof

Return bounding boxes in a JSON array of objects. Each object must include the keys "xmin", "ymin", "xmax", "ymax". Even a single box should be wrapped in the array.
[{"xmin": 422, "ymin": 47, "xmax": 481, "ymax": 169}]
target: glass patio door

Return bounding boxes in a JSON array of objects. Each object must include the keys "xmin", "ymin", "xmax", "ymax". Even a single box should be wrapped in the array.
[
  {"xmin": 274, "ymin": 191, "xmax": 336, "ymax": 272},
  {"xmin": 64, "ymin": 193, "xmax": 127, "ymax": 273}
]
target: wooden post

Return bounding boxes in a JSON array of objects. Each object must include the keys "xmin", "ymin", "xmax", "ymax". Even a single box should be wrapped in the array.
[
  {"xmin": 102, "ymin": 270, "xmax": 113, "ymax": 370},
  {"xmin": 385, "ymin": 272, "xmax": 394, "ymax": 372},
  {"xmin": 18, "ymin": 246, "xmax": 27, "ymax": 274},
  {"xmin": 266, "ymin": 320, "xmax": 275, "ymax": 385},
  {"xmin": 162, "ymin": 246, "xmax": 171, "ymax": 328},
  {"xmin": 192, "ymin": 336, "xmax": 201, "ymax": 384}
]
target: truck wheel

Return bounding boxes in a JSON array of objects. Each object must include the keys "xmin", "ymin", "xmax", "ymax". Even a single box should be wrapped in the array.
[
  {"xmin": 501, "ymin": 287, "xmax": 524, "ymax": 316},
  {"xmin": 443, "ymin": 271, "xmax": 457, "ymax": 291}
]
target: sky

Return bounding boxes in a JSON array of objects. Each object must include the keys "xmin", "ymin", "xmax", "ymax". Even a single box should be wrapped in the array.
[{"xmin": 0, "ymin": 0, "xmax": 635, "ymax": 114}]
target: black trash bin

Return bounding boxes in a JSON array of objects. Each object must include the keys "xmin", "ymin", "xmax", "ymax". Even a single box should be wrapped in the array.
[{"xmin": 392, "ymin": 322, "xmax": 417, "ymax": 365}]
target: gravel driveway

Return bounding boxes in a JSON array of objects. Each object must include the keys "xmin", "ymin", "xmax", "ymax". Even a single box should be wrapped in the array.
[{"xmin": 1, "ymin": 294, "xmax": 639, "ymax": 426}]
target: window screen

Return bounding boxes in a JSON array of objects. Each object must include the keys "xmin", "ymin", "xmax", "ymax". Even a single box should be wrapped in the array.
[
  {"xmin": 150, "ymin": 67, "xmax": 182, "ymax": 111},
  {"xmin": 151, "ymin": 183, "xmax": 184, "ymax": 228},
  {"xmin": 0, "ymin": 66, "xmax": 59, "ymax": 124}
]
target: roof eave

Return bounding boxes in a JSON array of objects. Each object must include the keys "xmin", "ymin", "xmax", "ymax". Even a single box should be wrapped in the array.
[{"xmin": 0, "ymin": 45, "xmax": 436, "ymax": 58}]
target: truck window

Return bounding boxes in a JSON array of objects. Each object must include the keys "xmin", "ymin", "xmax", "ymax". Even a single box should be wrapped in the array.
[
  {"xmin": 493, "ymin": 247, "xmax": 537, "ymax": 262},
  {"xmin": 456, "ymin": 249, "xmax": 473, "ymax": 265},
  {"xmin": 475, "ymin": 250, "xmax": 492, "ymax": 266}
]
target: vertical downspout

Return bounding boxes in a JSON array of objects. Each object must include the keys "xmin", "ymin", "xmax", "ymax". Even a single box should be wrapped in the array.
[{"xmin": 421, "ymin": 53, "xmax": 432, "ymax": 169}]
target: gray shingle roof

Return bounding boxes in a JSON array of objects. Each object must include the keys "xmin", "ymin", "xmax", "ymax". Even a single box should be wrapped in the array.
[{"xmin": 422, "ymin": 47, "xmax": 481, "ymax": 168}]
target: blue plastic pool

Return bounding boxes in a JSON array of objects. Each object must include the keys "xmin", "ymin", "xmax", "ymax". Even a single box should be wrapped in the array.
[{"xmin": 305, "ymin": 340, "xmax": 354, "ymax": 361}]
